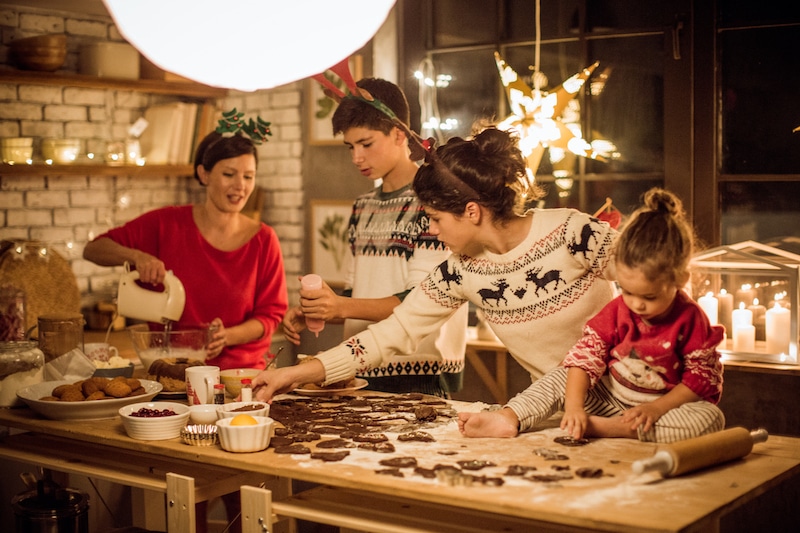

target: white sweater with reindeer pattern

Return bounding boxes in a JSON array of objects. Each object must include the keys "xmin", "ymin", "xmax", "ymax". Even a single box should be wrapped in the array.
[{"xmin": 316, "ymin": 208, "xmax": 618, "ymax": 386}]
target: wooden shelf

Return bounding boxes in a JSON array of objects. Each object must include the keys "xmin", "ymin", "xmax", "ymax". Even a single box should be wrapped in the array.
[
  {"xmin": 0, "ymin": 162, "xmax": 194, "ymax": 177},
  {"xmin": 0, "ymin": 69, "xmax": 228, "ymax": 99}
]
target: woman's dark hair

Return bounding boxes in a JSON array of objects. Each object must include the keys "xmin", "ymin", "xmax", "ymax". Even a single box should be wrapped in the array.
[
  {"xmin": 413, "ymin": 128, "xmax": 544, "ymax": 222},
  {"xmin": 331, "ymin": 78, "xmax": 411, "ymax": 136},
  {"xmin": 614, "ymin": 188, "xmax": 695, "ymax": 284},
  {"xmin": 193, "ymin": 132, "xmax": 258, "ymax": 185}
]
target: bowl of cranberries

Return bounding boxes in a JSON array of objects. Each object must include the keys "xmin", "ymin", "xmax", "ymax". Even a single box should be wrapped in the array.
[{"xmin": 118, "ymin": 401, "xmax": 190, "ymax": 440}]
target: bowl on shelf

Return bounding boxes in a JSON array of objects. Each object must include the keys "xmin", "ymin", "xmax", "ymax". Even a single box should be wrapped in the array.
[
  {"xmin": 1, "ymin": 137, "xmax": 34, "ymax": 164},
  {"xmin": 216, "ymin": 415, "xmax": 274, "ymax": 453},
  {"xmin": 219, "ymin": 368, "xmax": 260, "ymax": 398},
  {"xmin": 10, "ymin": 33, "xmax": 67, "ymax": 72},
  {"xmin": 128, "ymin": 324, "xmax": 209, "ymax": 373},
  {"xmin": 118, "ymin": 401, "xmax": 190, "ymax": 440}
]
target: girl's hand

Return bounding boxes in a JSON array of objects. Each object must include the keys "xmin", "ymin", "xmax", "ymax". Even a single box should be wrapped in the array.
[
  {"xmin": 206, "ymin": 318, "xmax": 226, "ymax": 358},
  {"xmin": 621, "ymin": 403, "xmax": 664, "ymax": 434},
  {"xmin": 560, "ymin": 407, "xmax": 589, "ymax": 439}
]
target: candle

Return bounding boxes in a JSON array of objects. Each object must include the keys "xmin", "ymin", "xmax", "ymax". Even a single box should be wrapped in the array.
[
  {"xmin": 697, "ymin": 292, "xmax": 718, "ymax": 324},
  {"xmin": 732, "ymin": 323, "xmax": 756, "ymax": 352},
  {"xmin": 765, "ymin": 303, "xmax": 791, "ymax": 355},
  {"xmin": 717, "ymin": 289, "xmax": 734, "ymax": 334},
  {"xmin": 748, "ymin": 298, "xmax": 766, "ymax": 341},
  {"xmin": 732, "ymin": 302, "xmax": 753, "ymax": 328},
  {"xmin": 734, "ymin": 284, "xmax": 756, "ymax": 307}
]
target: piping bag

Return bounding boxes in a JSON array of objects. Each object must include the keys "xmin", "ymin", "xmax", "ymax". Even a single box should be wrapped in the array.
[{"xmin": 632, "ymin": 427, "xmax": 768, "ymax": 477}]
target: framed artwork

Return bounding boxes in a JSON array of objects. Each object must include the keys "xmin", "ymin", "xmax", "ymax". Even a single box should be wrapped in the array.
[
  {"xmin": 306, "ymin": 55, "xmax": 363, "ymax": 145},
  {"xmin": 310, "ymin": 199, "xmax": 353, "ymax": 287}
]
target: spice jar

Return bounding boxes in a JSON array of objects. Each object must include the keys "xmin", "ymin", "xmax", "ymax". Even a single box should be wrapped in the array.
[
  {"xmin": 0, "ymin": 341, "xmax": 44, "ymax": 407},
  {"xmin": 240, "ymin": 378, "xmax": 252, "ymax": 402}
]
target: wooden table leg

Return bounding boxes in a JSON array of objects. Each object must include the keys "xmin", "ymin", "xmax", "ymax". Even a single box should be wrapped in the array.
[{"xmin": 465, "ymin": 347, "xmax": 509, "ymax": 404}]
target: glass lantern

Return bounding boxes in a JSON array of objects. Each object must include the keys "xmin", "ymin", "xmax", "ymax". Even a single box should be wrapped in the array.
[{"xmin": 690, "ymin": 240, "xmax": 799, "ymax": 365}]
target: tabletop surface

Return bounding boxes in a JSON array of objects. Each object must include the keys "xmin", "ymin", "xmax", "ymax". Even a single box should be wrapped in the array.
[{"xmin": 1, "ymin": 391, "xmax": 799, "ymax": 533}]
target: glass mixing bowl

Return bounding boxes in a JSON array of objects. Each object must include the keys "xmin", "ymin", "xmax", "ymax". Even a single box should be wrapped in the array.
[{"xmin": 127, "ymin": 324, "xmax": 209, "ymax": 372}]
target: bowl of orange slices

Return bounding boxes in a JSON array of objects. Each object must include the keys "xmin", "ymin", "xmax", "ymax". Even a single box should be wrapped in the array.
[{"xmin": 215, "ymin": 413, "xmax": 274, "ymax": 452}]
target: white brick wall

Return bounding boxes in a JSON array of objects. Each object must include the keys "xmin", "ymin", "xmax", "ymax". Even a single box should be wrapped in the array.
[{"xmin": 0, "ymin": 4, "xmax": 304, "ymax": 310}]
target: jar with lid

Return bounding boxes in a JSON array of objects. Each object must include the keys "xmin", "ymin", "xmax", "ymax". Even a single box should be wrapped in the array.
[{"xmin": 0, "ymin": 341, "xmax": 44, "ymax": 407}]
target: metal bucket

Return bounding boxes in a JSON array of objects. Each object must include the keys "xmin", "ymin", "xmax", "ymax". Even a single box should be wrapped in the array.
[{"xmin": 12, "ymin": 484, "xmax": 89, "ymax": 533}]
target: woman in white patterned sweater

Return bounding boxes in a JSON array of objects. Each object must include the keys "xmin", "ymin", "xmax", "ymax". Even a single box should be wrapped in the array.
[{"xmin": 253, "ymin": 128, "xmax": 618, "ymax": 401}]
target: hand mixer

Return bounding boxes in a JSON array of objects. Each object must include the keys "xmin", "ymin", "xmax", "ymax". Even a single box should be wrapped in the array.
[{"xmin": 116, "ymin": 262, "xmax": 186, "ymax": 324}]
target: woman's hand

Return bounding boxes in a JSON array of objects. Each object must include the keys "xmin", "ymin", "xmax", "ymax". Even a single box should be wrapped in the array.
[
  {"xmin": 205, "ymin": 318, "xmax": 226, "ymax": 358},
  {"xmin": 281, "ymin": 307, "xmax": 307, "ymax": 345},
  {"xmin": 133, "ymin": 252, "xmax": 167, "ymax": 285},
  {"xmin": 252, "ymin": 357, "xmax": 326, "ymax": 403}
]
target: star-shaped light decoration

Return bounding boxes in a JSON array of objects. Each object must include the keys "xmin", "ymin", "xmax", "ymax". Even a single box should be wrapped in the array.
[{"xmin": 494, "ymin": 52, "xmax": 610, "ymax": 177}]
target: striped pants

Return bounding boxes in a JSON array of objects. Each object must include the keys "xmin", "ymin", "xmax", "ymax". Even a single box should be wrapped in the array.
[{"xmin": 507, "ymin": 367, "xmax": 725, "ymax": 443}]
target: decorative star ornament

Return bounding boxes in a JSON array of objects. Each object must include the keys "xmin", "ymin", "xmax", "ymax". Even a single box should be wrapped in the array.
[{"xmin": 494, "ymin": 52, "xmax": 608, "ymax": 176}]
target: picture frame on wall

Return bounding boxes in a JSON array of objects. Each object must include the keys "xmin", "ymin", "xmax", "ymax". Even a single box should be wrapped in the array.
[
  {"xmin": 306, "ymin": 55, "xmax": 363, "ymax": 145},
  {"xmin": 310, "ymin": 199, "xmax": 353, "ymax": 288}
]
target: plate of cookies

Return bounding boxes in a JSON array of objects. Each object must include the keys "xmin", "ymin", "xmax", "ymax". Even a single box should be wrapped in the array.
[{"xmin": 16, "ymin": 377, "xmax": 162, "ymax": 420}]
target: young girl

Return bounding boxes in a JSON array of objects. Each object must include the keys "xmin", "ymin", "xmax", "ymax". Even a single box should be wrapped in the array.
[
  {"xmin": 458, "ymin": 188, "xmax": 726, "ymax": 443},
  {"xmin": 252, "ymin": 127, "xmax": 618, "ymax": 401}
]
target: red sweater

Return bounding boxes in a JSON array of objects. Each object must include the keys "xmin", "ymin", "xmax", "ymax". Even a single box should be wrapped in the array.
[
  {"xmin": 563, "ymin": 290, "xmax": 724, "ymax": 403},
  {"xmin": 99, "ymin": 205, "xmax": 288, "ymax": 370}
]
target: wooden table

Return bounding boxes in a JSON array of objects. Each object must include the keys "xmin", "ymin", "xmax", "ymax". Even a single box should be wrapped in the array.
[{"xmin": 1, "ymin": 395, "xmax": 798, "ymax": 533}]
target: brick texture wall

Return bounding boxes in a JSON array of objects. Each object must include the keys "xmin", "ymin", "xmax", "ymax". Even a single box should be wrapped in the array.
[{"xmin": 0, "ymin": 3, "xmax": 303, "ymax": 312}]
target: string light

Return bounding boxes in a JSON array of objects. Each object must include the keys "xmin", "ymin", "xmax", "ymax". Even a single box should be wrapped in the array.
[{"xmin": 415, "ymin": 58, "xmax": 458, "ymax": 144}]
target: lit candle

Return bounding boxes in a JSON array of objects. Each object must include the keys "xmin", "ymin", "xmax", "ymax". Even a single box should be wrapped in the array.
[
  {"xmin": 765, "ymin": 303, "xmax": 791, "ymax": 355},
  {"xmin": 732, "ymin": 323, "xmax": 756, "ymax": 352},
  {"xmin": 697, "ymin": 292, "xmax": 719, "ymax": 324},
  {"xmin": 734, "ymin": 284, "xmax": 756, "ymax": 307},
  {"xmin": 717, "ymin": 289, "xmax": 734, "ymax": 334},
  {"xmin": 732, "ymin": 302, "xmax": 753, "ymax": 327},
  {"xmin": 748, "ymin": 298, "xmax": 766, "ymax": 341}
]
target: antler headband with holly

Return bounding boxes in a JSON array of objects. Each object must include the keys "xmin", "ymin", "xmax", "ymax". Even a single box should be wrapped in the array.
[{"xmin": 215, "ymin": 108, "xmax": 272, "ymax": 144}]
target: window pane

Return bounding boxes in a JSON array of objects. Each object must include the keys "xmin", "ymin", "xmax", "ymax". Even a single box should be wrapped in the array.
[
  {"xmin": 718, "ymin": 0, "xmax": 800, "ymax": 27},
  {"xmin": 426, "ymin": 49, "xmax": 499, "ymax": 140},
  {"xmin": 720, "ymin": 25, "xmax": 800, "ymax": 174},
  {"xmin": 433, "ymin": 0, "xmax": 499, "ymax": 47},
  {"xmin": 721, "ymin": 182, "xmax": 800, "ymax": 244},
  {"xmin": 507, "ymin": 0, "xmax": 581, "ymax": 40},
  {"xmin": 586, "ymin": 36, "xmax": 664, "ymax": 174}
]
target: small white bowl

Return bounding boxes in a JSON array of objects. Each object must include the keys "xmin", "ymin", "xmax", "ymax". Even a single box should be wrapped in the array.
[
  {"xmin": 189, "ymin": 404, "xmax": 220, "ymax": 425},
  {"xmin": 219, "ymin": 368, "xmax": 260, "ymax": 398},
  {"xmin": 217, "ymin": 401, "xmax": 269, "ymax": 419},
  {"xmin": 118, "ymin": 401, "xmax": 190, "ymax": 441},
  {"xmin": 216, "ymin": 415, "xmax": 274, "ymax": 453}
]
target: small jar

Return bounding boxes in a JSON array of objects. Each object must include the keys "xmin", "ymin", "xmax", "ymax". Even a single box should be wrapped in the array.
[
  {"xmin": 0, "ymin": 341, "xmax": 44, "ymax": 407},
  {"xmin": 240, "ymin": 378, "xmax": 252, "ymax": 402},
  {"xmin": 0, "ymin": 286, "xmax": 26, "ymax": 342},
  {"xmin": 213, "ymin": 383, "xmax": 225, "ymax": 405}
]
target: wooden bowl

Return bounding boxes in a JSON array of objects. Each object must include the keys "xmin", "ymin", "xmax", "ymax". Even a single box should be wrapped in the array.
[{"xmin": 11, "ymin": 34, "xmax": 67, "ymax": 72}]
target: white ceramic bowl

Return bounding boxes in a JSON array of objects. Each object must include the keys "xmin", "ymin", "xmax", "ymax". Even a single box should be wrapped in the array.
[
  {"xmin": 219, "ymin": 368, "xmax": 260, "ymax": 398},
  {"xmin": 118, "ymin": 401, "xmax": 190, "ymax": 440},
  {"xmin": 189, "ymin": 403, "xmax": 220, "ymax": 425},
  {"xmin": 41, "ymin": 138, "xmax": 81, "ymax": 163},
  {"xmin": 216, "ymin": 415, "xmax": 274, "ymax": 453},
  {"xmin": 217, "ymin": 401, "xmax": 269, "ymax": 419},
  {"xmin": 16, "ymin": 379, "xmax": 162, "ymax": 420},
  {"xmin": 1, "ymin": 137, "xmax": 34, "ymax": 164}
]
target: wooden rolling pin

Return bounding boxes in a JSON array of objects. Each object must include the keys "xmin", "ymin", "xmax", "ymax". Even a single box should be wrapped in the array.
[{"xmin": 632, "ymin": 427, "xmax": 768, "ymax": 477}]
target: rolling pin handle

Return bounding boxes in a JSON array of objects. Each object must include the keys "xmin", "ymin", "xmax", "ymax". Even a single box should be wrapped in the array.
[
  {"xmin": 631, "ymin": 449, "xmax": 673, "ymax": 475},
  {"xmin": 750, "ymin": 428, "xmax": 768, "ymax": 444}
]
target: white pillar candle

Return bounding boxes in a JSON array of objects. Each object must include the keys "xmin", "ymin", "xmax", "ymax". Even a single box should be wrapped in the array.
[
  {"xmin": 732, "ymin": 323, "xmax": 756, "ymax": 352},
  {"xmin": 732, "ymin": 302, "xmax": 753, "ymax": 327},
  {"xmin": 698, "ymin": 292, "xmax": 718, "ymax": 324},
  {"xmin": 734, "ymin": 284, "xmax": 756, "ymax": 307},
  {"xmin": 765, "ymin": 303, "xmax": 791, "ymax": 355},
  {"xmin": 748, "ymin": 298, "xmax": 767, "ymax": 340},
  {"xmin": 717, "ymin": 289, "xmax": 734, "ymax": 334}
]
